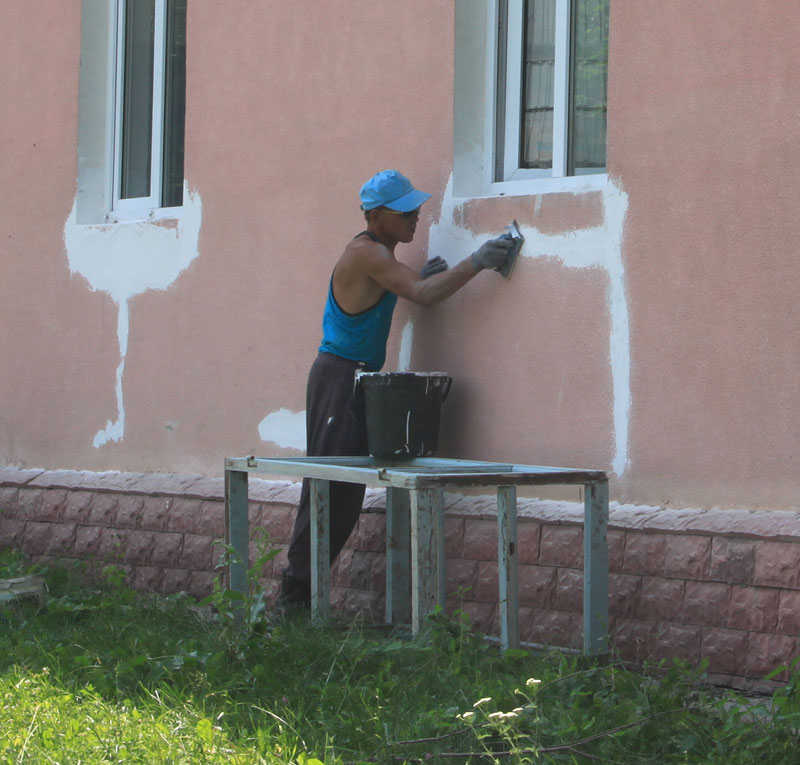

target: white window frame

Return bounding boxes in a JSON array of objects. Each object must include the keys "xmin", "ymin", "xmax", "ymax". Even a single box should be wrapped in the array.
[
  {"xmin": 487, "ymin": 0, "xmax": 608, "ymax": 198},
  {"xmin": 109, "ymin": 0, "xmax": 181, "ymax": 223}
]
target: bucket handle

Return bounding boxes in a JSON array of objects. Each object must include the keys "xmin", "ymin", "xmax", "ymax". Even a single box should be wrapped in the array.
[{"xmin": 441, "ymin": 376, "xmax": 452, "ymax": 401}]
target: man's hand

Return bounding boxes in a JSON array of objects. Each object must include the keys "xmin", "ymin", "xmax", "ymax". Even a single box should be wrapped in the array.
[
  {"xmin": 470, "ymin": 237, "xmax": 515, "ymax": 272},
  {"xmin": 420, "ymin": 256, "xmax": 448, "ymax": 279}
]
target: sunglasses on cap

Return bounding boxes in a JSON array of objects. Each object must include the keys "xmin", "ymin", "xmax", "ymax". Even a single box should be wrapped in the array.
[{"xmin": 380, "ymin": 207, "xmax": 420, "ymax": 219}]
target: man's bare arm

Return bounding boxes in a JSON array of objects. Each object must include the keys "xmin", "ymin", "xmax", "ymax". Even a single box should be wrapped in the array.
[{"xmin": 362, "ymin": 238, "xmax": 513, "ymax": 307}]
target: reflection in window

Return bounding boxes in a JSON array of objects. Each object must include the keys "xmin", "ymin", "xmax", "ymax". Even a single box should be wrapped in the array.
[
  {"xmin": 521, "ymin": 0, "xmax": 555, "ymax": 170},
  {"xmin": 120, "ymin": 0, "xmax": 155, "ymax": 200},
  {"xmin": 115, "ymin": 0, "xmax": 186, "ymax": 213},
  {"xmin": 161, "ymin": 0, "xmax": 187, "ymax": 208},
  {"xmin": 499, "ymin": 0, "xmax": 608, "ymax": 182},
  {"xmin": 569, "ymin": 0, "xmax": 608, "ymax": 173}
]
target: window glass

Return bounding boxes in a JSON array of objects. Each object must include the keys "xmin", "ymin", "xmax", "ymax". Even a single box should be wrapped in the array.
[
  {"xmin": 161, "ymin": 0, "xmax": 187, "ymax": 207},
  {"xmin": 500, "ymin": 0, "xmax": 607, "ymax": 183},
  {"xmin": 115, "ymin": 0, "xmax": 185, "ymax": 214},
  {"xmin": 120, "ymin": 0, "xmax": 155, "ymax": 200},
  {"xmin": 521, "ymin": 0, "xmax": 556, "ymax": 170},
  {"xmin": 569, "ymin": 0, "xmax": 608, "ymax": 174}
]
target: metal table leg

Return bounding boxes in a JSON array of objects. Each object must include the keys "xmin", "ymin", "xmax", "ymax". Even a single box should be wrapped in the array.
[
  {"xmin": 435, "ymin": 487, "xmax": 446, "ymax": 607},
  {"xmin": 225, "ymin": 469, "xmax": 249, "ymax": 598},
  {"xmin": 386, "ymin": 486, "xmax": 411, "ymax": 625},
  {"xmin": 310, "ymin": 478, "xmax": 331, "ymax": 622},
  {"xmin": 583, "ymin": 480, "xmax": 609, "ymax": 654},
  {"xmin": 497, "ymin": 485, "xmax": 519, "ymax": 651},
  {"xmin": 410, "ymin": 487, "xmax": 445, "ymax": 634}
]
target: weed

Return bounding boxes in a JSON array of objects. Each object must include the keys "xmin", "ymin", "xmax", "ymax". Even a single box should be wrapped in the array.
[{"xmin": 3, "ymin": 547, "xmax": 800, "ymax": 763}]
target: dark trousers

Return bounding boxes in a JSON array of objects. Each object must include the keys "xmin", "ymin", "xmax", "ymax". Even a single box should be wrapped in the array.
[{"xmin": 285, "ymin": 352, "xmax": 369, "ymax": 583}]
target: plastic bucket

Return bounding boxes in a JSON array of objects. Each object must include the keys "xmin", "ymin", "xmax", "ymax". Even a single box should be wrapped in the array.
[{"xmin": 358, "ymin": 372, "xmax": 452, "ymax": 459}]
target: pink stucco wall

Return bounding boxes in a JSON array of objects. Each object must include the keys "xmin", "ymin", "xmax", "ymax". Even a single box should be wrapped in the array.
[
  {"xmin": 611, "ymin": 1, "xmax": 800, "ymax": 509},
  {"xmin": 2, "ymin": 1, "xmax": 800, "ymax": 514}
]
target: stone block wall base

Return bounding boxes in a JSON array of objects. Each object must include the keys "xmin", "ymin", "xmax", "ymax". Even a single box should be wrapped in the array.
[{"xmin": 2, "ymin": 466, "xmax": 799, "ymax": 690}]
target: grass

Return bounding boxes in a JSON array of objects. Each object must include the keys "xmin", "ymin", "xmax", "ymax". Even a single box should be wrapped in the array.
[{"xmin": 2, "ymin": 545, "xmax": 800, "ymax": 763}]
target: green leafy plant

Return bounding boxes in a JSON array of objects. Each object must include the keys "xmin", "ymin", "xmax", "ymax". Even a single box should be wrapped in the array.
[
  {"xmin": 0, "ymin": 547, "xmax": 31, "ymax": 578},
  {"xmin": 3, "ymin": 548, "xmax": 800, "ymax": 763},
  {"xmin": 200, "ymin": 528, "xmax": 279, "ymax": 647}
]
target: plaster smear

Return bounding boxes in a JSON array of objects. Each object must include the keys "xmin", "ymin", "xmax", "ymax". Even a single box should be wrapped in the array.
[
  {"xmin": 258, "ymin": 408, "xmax": 306, "ymax": 452},
  {"xmin": 427, "ymin": 176, "xmax": 631, "ymax": 476},
  {"xmin": 397, "ymin": 318, "xmax": 414, "ymax": 372},
  {"xmin": 63, "ymin": 184, "xmax": 203, "ymax": 447}
]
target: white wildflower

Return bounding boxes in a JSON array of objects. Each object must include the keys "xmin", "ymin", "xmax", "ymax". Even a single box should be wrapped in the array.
[
  {"xmin": 525, "ymin": 678, "xmax": 542, "ymax": 687},
  {"xmin": 488, "ymin": 711, "xmax": 518, "ymax": 720},
  {"xmin": 473, "ymin": 697, "xmax": 492, "ymax": 708}
]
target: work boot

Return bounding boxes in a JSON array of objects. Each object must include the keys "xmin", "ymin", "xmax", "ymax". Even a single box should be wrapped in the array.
[{"xmin": 278, "ymin": 571, "xmax": 311, "ymax": 611}]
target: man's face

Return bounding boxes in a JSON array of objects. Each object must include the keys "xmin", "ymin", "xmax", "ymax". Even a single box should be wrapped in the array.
[{"xmin": 378, "ymin": 206, "xmax": 420, "ymax": 243}]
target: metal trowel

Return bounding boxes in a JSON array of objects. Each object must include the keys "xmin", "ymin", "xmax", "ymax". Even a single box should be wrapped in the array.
[{"xmin": 497, "ymin": 219, "xmax": 524, "ymax": 279}]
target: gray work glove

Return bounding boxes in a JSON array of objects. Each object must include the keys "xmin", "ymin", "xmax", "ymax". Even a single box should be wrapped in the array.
[
  {"xmin": 470, "ymin": 236, "xmax": 514, "ymax": 271},
  {"xmin": 420, "ymin": 256, "xmax": 448, "ymax": 279}
]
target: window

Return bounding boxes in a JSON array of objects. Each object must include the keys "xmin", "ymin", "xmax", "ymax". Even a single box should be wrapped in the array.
[
  {"xmin": 112, "ymin": 0, "xmax": 186, "ymax": 220},
  {"xmin": 494, "ymin": 0, "xmax": 608, "ymax": 187}
]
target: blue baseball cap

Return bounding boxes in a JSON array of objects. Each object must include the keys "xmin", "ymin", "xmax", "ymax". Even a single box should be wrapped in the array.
[{"xmin": 359, "ymin": 169, "xmax": 432, "ymax": 212}]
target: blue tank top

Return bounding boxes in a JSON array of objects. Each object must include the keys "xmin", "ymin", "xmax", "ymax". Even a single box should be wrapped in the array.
[{"xmin": 318, "ymin": 232, "xmax": 398, "ymax": 371}]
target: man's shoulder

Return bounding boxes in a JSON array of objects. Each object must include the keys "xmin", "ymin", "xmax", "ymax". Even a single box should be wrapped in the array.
[
  {"xmin": 342, "ymin": 233, "xmax": 391, "ymax": 263},
  {"xmin": 333, "ymin": 233, "xmax": 393, "ymax": 312}
]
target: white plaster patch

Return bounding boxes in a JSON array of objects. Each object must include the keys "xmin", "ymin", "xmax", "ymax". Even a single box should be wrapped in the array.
[
  {"xmin": 258, "ymin": 408, "xmax": 306, "ymax": 453},
  {"xmin": 425, "ymin": 177, "xmax": 631, "ymax": 476},
  {"xmin": 397, "ymin": 318, "xmax": 414, "ymax": 372},
  {"xmin": 63, "ymin": 183, "xmax": 203, "ymax": 447}
]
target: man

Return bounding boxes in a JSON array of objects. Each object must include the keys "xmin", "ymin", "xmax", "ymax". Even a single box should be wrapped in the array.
[{"xmin": 280, "ymin": 169, "xmax": 513, "ymax": 608}]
